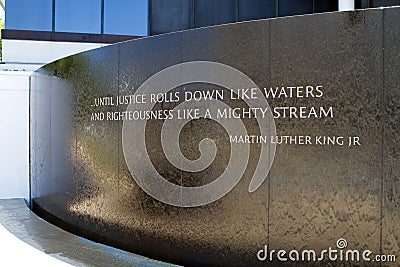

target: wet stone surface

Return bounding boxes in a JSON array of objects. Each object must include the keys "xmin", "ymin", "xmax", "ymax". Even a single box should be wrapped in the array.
[{"xmin": 0, "ymin": 199, "xmax": 179, "ymax": 267}]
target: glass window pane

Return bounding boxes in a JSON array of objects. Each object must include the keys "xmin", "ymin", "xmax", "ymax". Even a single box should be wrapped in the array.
[
  {"xmin": 150, "ymin": 0, "xmax": 192, "ymax": 35},
  {"xmin": 278, "ymin": 0, "xmax": 313, "ymax": 17},
  {"xmin": 238, "ymin": 0, "xmax": 275, "ymax": 21},
  {"xmin": 104, "ymin": 0, "xmax": 148, "ymax": 36},
  {"xmin": 6, "ymin": 0, "xmax": 52, "ymax": 31},
  {"xmin": 371, "ymin": 0, "xmax": 400, "ymax": 7},
  {"xmin": 195, "ymin": 0, "xmax": 236, "ymax": 28},
  {"xmin": 355, "ymin": 0, "xmax": 369, "ymax": 9},
  {"xmin": 55, "ymin": 0, "xmax": 101, "ymax": 34},
  {"xmin": 314, "ymin": 0, "xmax": 338, "ymax": 13}
]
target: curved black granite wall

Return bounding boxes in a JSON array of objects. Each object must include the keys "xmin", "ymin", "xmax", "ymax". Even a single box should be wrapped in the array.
[{"xmin": 30, "ymin": 7, "xmax": 400, "ymax": 267}]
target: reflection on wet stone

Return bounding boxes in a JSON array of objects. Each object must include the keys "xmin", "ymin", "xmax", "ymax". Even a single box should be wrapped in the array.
[{"xmin": 30, "ymin": 7, "xmax": 400, "ymax": 267}]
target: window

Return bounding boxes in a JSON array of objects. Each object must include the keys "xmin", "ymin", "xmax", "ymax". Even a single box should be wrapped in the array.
[
  {"xmin": 278, "ymin": 0, "xmax": 313, "ymax": 17},
  {"xmin": 104, "ymin": 0, "xmax": 148, "ymax": 36},
  {"xmin": 371, "ymin": 0, "xmax": 400, "ymax": 7},
  {"xmin": 314, "ymin": 0, "xmax": 338, "ymax": 13},
  {"xmin": 150, "ymin": 0, "xmax": 192, "ymax": 35},
  {"xmin": 55, "ymin": 0, "xmax": 101, "ymax": 34},
  {"xmin": 238, "ymin": 0, "xmax": 275, "ymax": 21},
  {"xmin": 195, "ymin": 0, "xmax": 236, "ymax": 27},
  {"xmin": 6, "ymin": 0, "xmax": 52, "ymax": 31}
]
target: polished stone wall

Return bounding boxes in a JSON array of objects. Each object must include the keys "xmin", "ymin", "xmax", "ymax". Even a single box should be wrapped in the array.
[{"xmin": 30, "ymin": 7, "xmax": 400, "ymax": 267}]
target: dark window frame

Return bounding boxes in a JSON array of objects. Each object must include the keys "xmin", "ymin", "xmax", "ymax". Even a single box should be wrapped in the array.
[{"xmin": 148, "ymin": 0, "xmax": 339, "ymax": 35}]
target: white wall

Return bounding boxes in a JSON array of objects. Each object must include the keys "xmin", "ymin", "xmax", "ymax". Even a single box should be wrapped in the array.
[
  {"xmin": 2, "ymin": 39, "xmax": 106, "ymax": 64},
  {"xmin": 0, "ymin": 40, "xmax": 104, "ymax": 199},
  {"xmin": 0, "ymin": 71, "xmax": 31, "ymax": 199}
]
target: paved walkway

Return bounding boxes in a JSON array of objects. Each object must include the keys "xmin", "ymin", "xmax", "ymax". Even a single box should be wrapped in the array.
[{"xmin": 0, "ymin": 199, "xmax": 179, "ymax": 267}]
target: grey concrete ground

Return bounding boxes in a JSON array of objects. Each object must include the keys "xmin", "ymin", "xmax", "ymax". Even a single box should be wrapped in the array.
[{"xmin": 0, "ymin": 199, "xmax": 180, "ymax": 267}]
